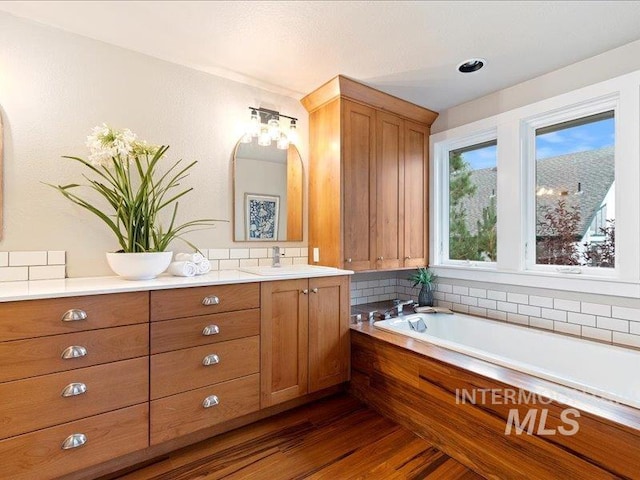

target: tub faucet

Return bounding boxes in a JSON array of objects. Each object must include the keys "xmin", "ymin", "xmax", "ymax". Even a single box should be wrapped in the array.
[
  {"xmin": 381, "ymin": 300, "xmax": 415, "ymax": 319},
  {"xmin": 272, "ymin": 246, "xmax": 281, "ymax": 268},
  {"xmin": 394, "ymin": 299, "xmax": 415, "ymax": 316}
]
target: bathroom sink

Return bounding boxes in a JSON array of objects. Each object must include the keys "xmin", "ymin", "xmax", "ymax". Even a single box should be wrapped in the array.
[{"xmin": 238, "ymin": 265, "xmax": 340, "ymax": 276}]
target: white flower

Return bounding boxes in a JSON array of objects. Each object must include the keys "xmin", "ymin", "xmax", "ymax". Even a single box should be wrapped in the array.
[{"xmin": 85, "ymin": 123, "xmax": 138, "ymax": 167}]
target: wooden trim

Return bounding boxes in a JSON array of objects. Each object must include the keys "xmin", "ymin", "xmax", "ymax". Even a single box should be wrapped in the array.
[
  {"xmin": 301, "ymin": 75, "xmax": 438, "ymax": 126},
  {"xmin": 0, "ymin": 112, "xmax": 3, "ymax": 240}
]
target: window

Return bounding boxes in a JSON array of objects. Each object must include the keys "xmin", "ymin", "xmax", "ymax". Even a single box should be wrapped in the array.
[
  {"xmin": 448, "ymin": 140, "xmax": 497, "ymax": 262},
  {"xmin": 534, "ymin": 111, "xmax": 615, "ymax": 268}
]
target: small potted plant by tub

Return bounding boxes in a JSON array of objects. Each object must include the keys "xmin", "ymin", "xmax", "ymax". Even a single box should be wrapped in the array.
[{"xmin": 408, "ymin": 267, "xmax": 437, "ymax": 307}]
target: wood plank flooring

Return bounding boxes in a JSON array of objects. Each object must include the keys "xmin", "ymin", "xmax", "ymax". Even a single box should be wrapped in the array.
[{"xmin": 107, "ymin": 394, "xmax": 484, "ymax": 480}]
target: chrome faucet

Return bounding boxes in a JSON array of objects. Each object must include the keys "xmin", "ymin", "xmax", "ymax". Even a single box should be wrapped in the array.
[
  {"xmin": 272, "ymin": 246, "xmax": 281, "ymax": 267},
  {"xmin": 381, "ymin": 299, "xmax": 415, "ymax": 319}
]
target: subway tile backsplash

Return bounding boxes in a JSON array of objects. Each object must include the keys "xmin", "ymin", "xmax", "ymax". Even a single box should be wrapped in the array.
[{"xmin": 0, "ymin": 251, "xmax": 67, "ymax": 281}]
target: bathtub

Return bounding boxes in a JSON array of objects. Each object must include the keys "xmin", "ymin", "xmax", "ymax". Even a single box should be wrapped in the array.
[{"xmin": 374, "ymin": 312, "xmax": 640, "ymax": 410}]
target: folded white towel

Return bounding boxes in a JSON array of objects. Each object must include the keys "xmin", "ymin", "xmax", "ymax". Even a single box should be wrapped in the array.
[
  {"xmin": 168, "ymin": 261, "xmax": 197, "ymax": 277},
  {"xmin": 175, "ymin": 252, "xmax": 205, "ymax": 264},
  {"xmin": 196, "ymin": 258, "xmax": 211, "ymax": 275}
]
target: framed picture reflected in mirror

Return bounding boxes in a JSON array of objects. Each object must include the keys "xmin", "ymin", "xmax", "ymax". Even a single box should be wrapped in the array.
[{"xmin": 245, "ymin": 193, "xmax": 280, "ymax": 241}]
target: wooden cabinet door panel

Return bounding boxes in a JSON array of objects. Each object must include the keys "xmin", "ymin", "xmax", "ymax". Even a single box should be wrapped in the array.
[
  {"xmin": 260, "ymin": 279, "xmax": 308, "ymax": 407},
  {"xmin": 309, "ymin": 276, "xmax": 350, "ymax": 392},
  {"xmin": 376, "ymin": 111, "xmax": 404, "ymax": 269},
  {"xmin": 403, "ymin": 120, "xmax": 429, "ymax": 268},
  {"xmin": 343, "ymin": 100, "xmax": 376, "ymax": 271}
]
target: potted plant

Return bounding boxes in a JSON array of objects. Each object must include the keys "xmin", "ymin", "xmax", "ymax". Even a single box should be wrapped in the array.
[
  {"xmin": 48, "ymin": 124, "xmax": 220, "ymax": 280},
  {"xmin": 408, "ymin": 267, "xmax": 437, "ymax": 306}
]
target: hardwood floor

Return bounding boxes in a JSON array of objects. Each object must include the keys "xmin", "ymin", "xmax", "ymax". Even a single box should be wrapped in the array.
[{"xmin": 107, "ymin": 394, "xmax": 483, "ymax": 480}]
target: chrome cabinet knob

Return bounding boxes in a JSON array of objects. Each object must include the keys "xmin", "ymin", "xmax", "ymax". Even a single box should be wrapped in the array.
[
  {"xmin": 301, "ymin": 289, "xmax": 309, "ymax": 295},
  {"xmin": 61, "ymin": 346, "xmax": 87, "ymax": 359},
  {"xmin": 61, "ymin": 433, "xmax": 87, "ymax": 450},
  {"xmin": 61, "ymin": 309, "xmax": 87, "ymax": 322},
  {"xmin": 345, "ymin": 258, "xmax": 352, "ymax": 263},
  {"xmin": 202, "ymin": 354, "xmax": 220, "ymax": 366},
  {"xmin": 377, "ymin": 256, "xmax": 384, "ymax": 261},
  {"xmin": 61, "ymin": 382, "xmax": 87, "ymax": 397},
  {"xmin": 202, "ymin": 325, "xmax": 220, "ymax": 336},
  {"xmin": 202, "ymin": 295, "xmax": 220, "ymax": 306},
  {"xmin": 202, "ymin": 395, "xmax": 220, "ymax": 408},
  {"xmin": 311, "ymin": 288, "xmax": 319, "ymax": 294},
  {"xmin": 405, "ymin": 256, "xmax": 411, "ymax": 260}
]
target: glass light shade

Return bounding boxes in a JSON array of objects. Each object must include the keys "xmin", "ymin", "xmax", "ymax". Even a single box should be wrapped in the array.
[
  {"xmin": 240, "ymin": 132, "xmax": 252, "ymax": 143},
  {"xmin": 248, "ymin": 109, "xmax": 260, "ymax": 137},
  {"xmin": 258, "ymin": 127, "xmax": 272, "ymax": 147},
  {"xmin": 277, "ymin": 133, "xmax": 290, "ymax": 150},
  {"xmin": 288, "ymin": 120, "xmax": 299, "ymax": 145},
  {"xmin": 268, "ymin": 117, "xmax": 280, "ymax": 140}
]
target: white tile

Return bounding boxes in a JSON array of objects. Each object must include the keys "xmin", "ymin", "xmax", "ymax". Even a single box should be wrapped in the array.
[
  {"xmin": 487, "ymin": 309, "xmax": 507, "ymax": 321},
  {"xmin": 437, "ymin": 301, "xmax": 453, "ymax": 310},
  {"xmin": 554, "ymin": 321, "xmax": 581, "ymax": 336},
  {"xmin": 0, "ymin": 267, "xmax": 29, "ymax": 282},
  {"xmin": 582, "ymin": 326, "xmax": 612, "ymax": 342},
  {"xmin": 434, "ymin": 292, "xmax": 446, "ymax": 301},
  {"xmin": 0, "ymin": 252, "xmax": 7, "ymax": 267},
  {"xmin": 28, "ymin": 265, "xmax": 65, "ymax": 280},
  {"xmin": 496, "ymin": 301, "xmax": 517, "ymax": 313},
  {"xmin": 529, "ymin": 317, "xmax": 554, "ymax": 331},
  {"xmin": 529, "ymin": 295, "xmax": 553, "ymax": 308},
  {"xmin": 596, "ymin": 316, "xmax": 629, "ymax": 332},
  {"xmin": 478, "ymin": 298, "xmax": 497, "ymax": 310},
  {"xmin": 612, "ymin": 332, "xmax": 640, "ymax": 349},
  {"xmin": 250, "ymin": 248, "xmax": 269, "ymax": 259},
  {"xmin": 361, "ymin": 288, "xmax": 374, "ymax": 297},
  {"xmin": 374, "ymin": 287, "xmax": 385, "ymax": 295},
  {"xmin": 208, "ymin": 248, "xmax": 230, "ymax": 260},
  {"xmin": 384, "ymin": 286, "xmax": 396, "ymax": 295},
  {"xmin": 437, "ymin": 284, "xmax": 453, "ymax": 293},
  {"xmin": 218, "ymin": 259, "xmax": 240, "ymax": 270},
  {"xmin": 611, "ymin": 306, "xmax": 640, "ymax": 322},
  {"xmin": 507, "ymin": 313, "xmax": 529, "ymax": 325},
  {"xmin": 518, "ymin": 304, "xmax": 541, "ymax": 317},
  {"xmin": 239, "ymin": 258, "xmax": 259, "ymax": 267},
  {"xmin": 451, "ymin": 303, "xmax": 469, "ymax": 314},
  {"xmin": 9, "ymin": 251, "xmax": 47, "ymax": 267},
  {"xmin": 567, "ymin": 312, "xmax": 596, "ymax": 327},
  {"xmin": 460, "ymin": 296, "xmax": 478, "ymax": 306},
  {"xmin": 554, "ymin": 298, "xmax": 581, "ymax": 312},
  {"xmin": 541, "ymin": 308, "xmax": 567, "ymax": 322},
  {"xmin": 507, "ymin": 292, "xmax": 528, "ymax": 305},
  {"xmin": 208, "ymin": 260, "xmax": 220, "ymax": 271},
  {"xmin": 280, "ymin": 257, "xmax": 294, "ymax": 266},
  {"xmin": 351, "ymin": 290, "xmax": 363, "ymax": 299},
  {"xmin": 487, "ymin": 290, "xmax": 507, "ymax": 301},
  {"xmin": 631, "ymin": 322, "xmax": 640, "ymax": 336},
  {"xmin": 445, "ymin": 293, "xmax": 461, "ymax": 304},
  {"xmin": 452, "ymin": 285, "xmax": 469, "ymax": 296},
  {"xmin": 300, "ymin": 248, "xmax": 309, "ymax": 258},
  {"xmin": 468, "ymin": 306, "xmax": 487, "ymax": 317},
  {"xmin": 47, "ymin": 250, "xmax": 67, "ymax": 265},
  {"xmin": 196, "ymin": 248, "xmax": 209, "ymax": 259},
  {"xmin": 581, "ymin": 302, "xmax": 611, "ymax": 317},
  {"xmin": 468, "ymin": 288, "xmax": 487, "ymax": 298},
  {"xmin": 284, "ymin": 247, "xmax": 301, "ymax": 257},
  {"xmin": 258, "ymin": 258, "xmax": 273, "ymax": 266},
  {"xmin": 293, "ymin": 257, "xmax": 308, "ymax": 265},
  {"xmin": 229, "ymin": 248, "xmax": 250, "ymax": 259}
]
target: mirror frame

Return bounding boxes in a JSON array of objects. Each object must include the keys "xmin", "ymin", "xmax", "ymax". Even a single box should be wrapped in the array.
[
  {"xmin": 0, "ymin": 113, "xmax": 3, "ymax": 239},
  {"xmin": 232, "ymin": 138, "xmax": 304, "ymax": 242}
]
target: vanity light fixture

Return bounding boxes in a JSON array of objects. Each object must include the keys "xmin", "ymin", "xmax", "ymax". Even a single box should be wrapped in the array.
[
  {"xmin": 457, "ymin": 58, "xmax": 486, "ymax": 73},
  {"xmin": 245, "ymin": 107, "xmax": 299, "ymax": 149}
]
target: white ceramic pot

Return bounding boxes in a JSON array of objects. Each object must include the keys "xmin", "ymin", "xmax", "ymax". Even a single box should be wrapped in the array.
[{"xmin": 106, "ymin": 251, "xmax": 173, "ymax": 280}]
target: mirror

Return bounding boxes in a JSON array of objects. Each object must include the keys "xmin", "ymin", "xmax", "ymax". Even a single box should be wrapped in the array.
[{"xmin": 233, "ymin": 138, "xmax": 303, "ymax": 241}]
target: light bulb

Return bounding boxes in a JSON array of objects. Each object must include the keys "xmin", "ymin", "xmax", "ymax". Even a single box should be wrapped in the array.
[
  {"xmin": 277, "ymin": 133, "xmax": 290, "ymax": 150},
  {"xmin": 268, "ymin": 117, "xmax": 280, "ymax": 140},
  {"xmin": 258, "ymin": 126, "xmax": 271, "ymax": 147},
  {"xmin": 248, "ymin": 108, "xmax": 260, "ymax": 137},
  {"xmin": 288, "ymin": 119, "xmax": 299, "ymax": 145}
]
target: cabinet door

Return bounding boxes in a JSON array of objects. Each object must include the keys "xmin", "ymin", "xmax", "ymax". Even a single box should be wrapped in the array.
[
  {"xmin": 343, "ymin": 99, "xmax": 377, "ymax": 271},
  {"xmin": 308, "ymin": 276, "xmax": 350, "ymax": 392},
  {"xmin": 376, "ymin": 111, "xmax": 404, "ymax": 270},
  {"xmin": 260, "ymin": 279, "xmax": 309, "ymax": 407},
  {"xmin": 403, "ymin": 120, "xmax": 429, "ymax": 268}
]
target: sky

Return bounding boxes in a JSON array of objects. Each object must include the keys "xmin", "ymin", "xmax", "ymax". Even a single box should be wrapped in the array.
[{"xmin": 460, "ymin": 116, "xmax": 615, "ymax": 170}]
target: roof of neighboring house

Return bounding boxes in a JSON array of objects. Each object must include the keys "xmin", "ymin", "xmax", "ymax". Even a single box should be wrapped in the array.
[{"xmin": 460, "ymin": 146, "xmax": 614, "ymax": 237}]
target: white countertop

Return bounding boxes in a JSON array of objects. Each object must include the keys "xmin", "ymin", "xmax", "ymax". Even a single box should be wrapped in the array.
[{"xmin": 0, "ymin": 266, "xmax": 354, "ymax": 302}]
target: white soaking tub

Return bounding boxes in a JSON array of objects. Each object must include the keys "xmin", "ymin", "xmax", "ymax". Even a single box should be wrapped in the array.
[{"xmin": 374, "ymin": 312, "xmax": 640, "ymax": 409}]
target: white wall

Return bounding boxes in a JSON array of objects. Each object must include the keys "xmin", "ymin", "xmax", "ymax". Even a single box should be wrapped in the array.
[
  {"xmin": 0, "ymin": 12, "xmax": 307, "ymax": 277},
  {"xmin": 433, "ymin": 38, "xmax": 640, "ymax": 133}
]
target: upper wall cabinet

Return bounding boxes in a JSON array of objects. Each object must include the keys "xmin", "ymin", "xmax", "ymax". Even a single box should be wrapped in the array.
[{"xmin": 301, "ymin": 76, "xmax": 437, "ymax": 271}]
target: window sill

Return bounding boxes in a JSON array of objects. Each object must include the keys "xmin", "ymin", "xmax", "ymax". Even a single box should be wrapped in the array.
[{"xmin": 430, "ymin": 264, "xmax": 640, "ymax": 299}]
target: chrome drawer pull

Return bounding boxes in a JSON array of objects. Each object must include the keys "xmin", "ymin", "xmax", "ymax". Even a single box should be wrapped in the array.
[
  {"xmin": 301, "ymin": 289, "xmax": 309, "ymax": 295},
  {"xmin": 61, "ymin": 433, "xmax": 87, "ymax": 450},
  {"xmin": 202, "ymin": 295, "xmax": 220, "ymax": 306},
  {"xmin": 202, "ymin": 354, "xmax": 220, "ymax": 366},
  {"xmin": 61, "ymin": 346, "xmax": 87, "ymax": 359},
  {"xmin": 61, "ymin": 309, "xmax": 88, "ymax": 322},
  {"xmin": 202, "ymin": 395, "xmax": 220, "ymax": 408},
  {"xmin": 311, "ymin": 288, "xmax": 319, "ymax": 294},
  {"xmin": 61, "ymin": 382, "xmax": 87, "ymax": 397},
  {"xmin": 202, "ymin": 325, "xmax": 220, "ymax": 336}
]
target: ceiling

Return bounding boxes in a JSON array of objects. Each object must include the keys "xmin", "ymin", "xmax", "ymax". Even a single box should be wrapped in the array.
[{"xmin": 2, "ymin": 1, "xmax": 640, "ymax": 111}]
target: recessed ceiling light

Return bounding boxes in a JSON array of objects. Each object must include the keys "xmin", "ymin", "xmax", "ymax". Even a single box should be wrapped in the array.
[{"xmin": 457, "ymin": 58, "xmax": 486, "ymax": 73}]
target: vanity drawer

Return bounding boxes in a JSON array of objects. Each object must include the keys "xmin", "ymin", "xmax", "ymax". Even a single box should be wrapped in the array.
[
  {"xmin": 0, "ymin": 404, "xmax": 148, "ymax": 480},
  {"xmin": 151, "ymin": 336, "xmax": 260, "ymax": 399},
  {"xmin": 0, "ymin": 357, "xmax": 148, "ymax": 440},
  {"xmin": 150, "ymin": 373, "xmax": 259, "ymax": 444},
  {"xmin": 151, "ymin": 308, "xmax": 260, "ymax": 353},
  {"xmin": 150, "ymin": 283, "xmax": 260, "ymax": 321},
  {"xmin": 0, "ymin": 292, "xmax": 149, "ymax": 342},
  {"xmin": 0, "ymin": 324, "xmax": 149, "ymax": 383}
]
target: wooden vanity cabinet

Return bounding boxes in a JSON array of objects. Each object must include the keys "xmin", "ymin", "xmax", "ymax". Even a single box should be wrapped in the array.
[
  {"xmin": 302, "ymin": 75, "xmax": 436, "ymax": 271},
  {"xmin": 260, "ymin": 275, "xmax": 350, "ymax": 408}
]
